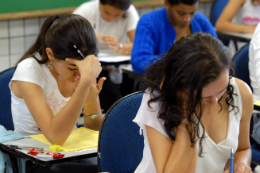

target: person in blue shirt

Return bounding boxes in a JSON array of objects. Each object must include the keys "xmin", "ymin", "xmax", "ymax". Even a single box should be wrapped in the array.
[{"xmin": 131, "ymin": 0, "xmax": 217, "ymax": 74}]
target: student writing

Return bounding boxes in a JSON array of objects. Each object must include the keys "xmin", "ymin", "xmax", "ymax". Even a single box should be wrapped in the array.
[{"xmin": 133, "ymin": 32, "xmax": 253, "ymax": 173}]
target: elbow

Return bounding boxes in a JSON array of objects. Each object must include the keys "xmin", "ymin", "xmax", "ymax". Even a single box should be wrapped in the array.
[
  {"xmin": 45, "ymin": 133, "xmax": 67, "ymax": 146},
  {"xmin": 215, "ymin": 21, "xmax": 221, "ymax": 31}
]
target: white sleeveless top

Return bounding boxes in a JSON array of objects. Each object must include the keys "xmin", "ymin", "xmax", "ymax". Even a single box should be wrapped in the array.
[
  {"xmin": 233, "ymin": 0, "xmax": 260, "ymax": 25},
  {"xmin": 10, "ymin": 57, "xmax": 71, "ymax": 135},
  {"xmin": 133, "ymin": 77, "xmax": 242, "ymax": 173}
]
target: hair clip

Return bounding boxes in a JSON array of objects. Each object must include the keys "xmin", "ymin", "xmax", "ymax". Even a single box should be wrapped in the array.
[{"xmin": 73, "ymin": 45, "xmax": 85, "ymax": 59}]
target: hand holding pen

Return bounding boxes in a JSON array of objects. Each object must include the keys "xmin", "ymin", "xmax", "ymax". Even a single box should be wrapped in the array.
[{"xmin": 223, "ymin": 148, "xmax": 252, "ymax": 173}]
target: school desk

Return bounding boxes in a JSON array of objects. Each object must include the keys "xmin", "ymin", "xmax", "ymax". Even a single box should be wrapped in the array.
[
  {"xmin": 217, "ymin": 31, "xmax": 253, "ymax": 43},
  {"xmin": 0, "ymin": 137, "xmax": 97, "ymax": 173},
  {"xmin": 98, "ymin": 53, "xmax": 130, "ymax": 66}
]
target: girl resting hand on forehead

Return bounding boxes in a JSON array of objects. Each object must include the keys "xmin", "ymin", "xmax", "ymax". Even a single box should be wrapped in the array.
[
  {"xmin": 133, "ymin": 32, "xmax": 253, "ymax": 173},
  {"xmin": 10, "ymin": 14, "xmax": 105, "ymax": 146}
]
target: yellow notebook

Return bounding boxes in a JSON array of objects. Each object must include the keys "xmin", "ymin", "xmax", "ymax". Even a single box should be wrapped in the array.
[
  {"xmin": 30, "ymin": 127, "xmax": 99, "ymax": 152},
  {"xmin": 255, "ymin": 101, "xmax": 260, "ymax": 107}
]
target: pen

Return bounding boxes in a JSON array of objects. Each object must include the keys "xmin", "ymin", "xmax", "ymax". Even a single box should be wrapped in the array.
[
  {"xmin": 73, "ymin": 45, "xmax": 85, "ymax": 59},
  {"xmin": 7, "ymin": 145, "xmax": 44, "ymax": 150},
  {"xmin": 230, "ymin": 148, "xmax": 234, "ymax": 173}
]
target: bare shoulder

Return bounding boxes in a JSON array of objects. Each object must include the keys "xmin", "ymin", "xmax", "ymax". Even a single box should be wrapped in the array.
[
  {"xmin": 234, "ymin": 78, "xmax": 253, "ymax": 119},
  {"xmin": 234, "ymin": 78, "xmax": 253, "ymax": 100}
]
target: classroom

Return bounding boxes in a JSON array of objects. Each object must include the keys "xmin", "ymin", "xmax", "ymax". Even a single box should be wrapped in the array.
[{"xmin": 0, "ymin": 0, "xmax": 260, "ymax": 172}]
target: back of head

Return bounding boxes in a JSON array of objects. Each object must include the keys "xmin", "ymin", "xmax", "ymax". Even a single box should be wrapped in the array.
[
  {"xmin": 168, "ymin": 0, "xmax": 199, "ymax": 6},
  {"xmin": 145, "ymin": 32, "xmax": 231, "ymax": 99},
  {"xmin": 100, "ymin": 0, "xmax": 132, "ymax": 11},
  {"xmin": 18, "ymin": 14, "xmax": 97, "ymax": 64}
]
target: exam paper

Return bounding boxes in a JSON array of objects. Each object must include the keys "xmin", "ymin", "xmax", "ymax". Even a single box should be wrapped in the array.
[
  {"xmin": 98, "ymin": 52, "xmax": 130, "ymax": 63},
  {"xmin": 30, "ymin": 127, "xmax": 99, "ymax": 152}
]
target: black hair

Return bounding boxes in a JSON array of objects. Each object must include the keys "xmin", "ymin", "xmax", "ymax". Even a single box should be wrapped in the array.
[
  {"xmin": 17, "ymin": 14, "xmax": 97, "ymax": 65},
  {"xmin": 143, "ymin": 32, "xmax": 238, "ymax": 156},
  {"xmin": 168, "ymin": 0, "xmax": 199, "ymax": 6},
  {"xmin": 100, "ymin": 0, "xmax": 132, "ymax": 11}
]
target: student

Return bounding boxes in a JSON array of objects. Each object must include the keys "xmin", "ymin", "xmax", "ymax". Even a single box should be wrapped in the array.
[
  {"xmin": 131, "ymin": 0, "xmax": 217, "ymax": 74},
  {"xmin": 216, "ymin": 0, "xmax": 260, "ymax": 34},
  {"xmin": 10, "ymin": 14, "xmax": 104, "ymax": 173},
  {"xmin": 133, "ymin": 32, "xmax": 253, "ymax": 173},
  {"xmin": 11, "ymin": 14, "xmax": 104, "ymax": 139},
  {"xmin": 73, "ymin": 0, "xmax": 139, "ymax": 112}
]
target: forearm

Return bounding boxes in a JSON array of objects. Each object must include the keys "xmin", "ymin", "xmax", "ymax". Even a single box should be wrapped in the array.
[
  {"xmin": 216, "ymin": 21, "xmax": 253, "ymax": 33},
  {"xmin": 164, "ymin": 126, "xmax": 197, "ymax": 173},
  {"xmin": 83, "ymin": 96, "xmax": 103, "ymax": 131},
  {"xmin": 47, "ymin": 79, "xmax": 93, "ymax": 145},
  {"xmin": 225, "ymin": 148, "xmax": 251, "ymax": 170},
  {"xmin": 119, "ymin": 42, "xmax": 133, "ymax": 55}
]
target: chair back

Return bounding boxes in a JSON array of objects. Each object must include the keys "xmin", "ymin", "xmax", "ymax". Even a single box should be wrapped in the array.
[
  {"xmin": 0, "ymin": 68, "xmax": 15, "ymax": 130},
  {"xmin": 232, "ymin": 43, "xmax": 252, "ymax": 91},
  {"xmin": 210, "ymin": 0, "xmax": 229, "ymax": 27},
  {"xmin": 98, "ymin": 91, "xmax": 144, "ymax": 173}
]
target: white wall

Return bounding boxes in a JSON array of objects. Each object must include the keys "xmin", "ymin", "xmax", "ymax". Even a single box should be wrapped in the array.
[{"xmin": 0, "ymin": 2, "xmax": 212, "ymax": 72}]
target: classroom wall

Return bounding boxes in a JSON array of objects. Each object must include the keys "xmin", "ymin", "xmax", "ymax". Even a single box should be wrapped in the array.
[{"xmin": 0, "ymin": 2, "xmax": 212, "ymax": 72}]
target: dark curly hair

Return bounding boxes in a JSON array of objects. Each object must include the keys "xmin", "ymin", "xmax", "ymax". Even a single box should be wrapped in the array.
[{"xmin": 143, "ymin": 32, "xmax": 238, "ymax": 156}]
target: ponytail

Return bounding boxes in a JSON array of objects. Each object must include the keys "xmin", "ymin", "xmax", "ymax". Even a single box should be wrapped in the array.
[{"xmin": 17, "ymin": 15, "xmax": 60, "ymax": 65}]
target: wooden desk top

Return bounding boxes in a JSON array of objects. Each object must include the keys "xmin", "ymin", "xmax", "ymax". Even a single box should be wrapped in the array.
[{"xmin": 0, "ymin": 0, "xmax": 213, "ymax": 20}]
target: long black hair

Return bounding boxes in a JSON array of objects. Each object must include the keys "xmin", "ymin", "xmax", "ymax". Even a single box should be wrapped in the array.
[
  {"xmin": 143, "ymin": 32, "xmax": 237, "ymax": 156},
  {"xmin": 17, "ymin": 14, "xmax": 97, "ymax": 65}
]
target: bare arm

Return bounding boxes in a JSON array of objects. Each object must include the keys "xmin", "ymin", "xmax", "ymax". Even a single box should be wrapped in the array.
[
  {"xmin": 12, "ymin": 56, "xmax": 102, "ymax": 145},
  {"xmin": 83, "ymin": 77, "xmax": 106, "ymax": 131},
  {"xmin": 224, "ymin": 78, "xmax": 253, "ymax": 173},
  {"xmin": 147, "ymin": 121, "xmax": 197, "ymax": 173},
  {"xmin": 216, "ymin": 0, "xmax": 256, "ymax": 33}
]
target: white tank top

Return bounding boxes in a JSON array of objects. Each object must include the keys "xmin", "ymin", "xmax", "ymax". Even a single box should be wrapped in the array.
[
  {"xmin": 133, "ymin": 77, "xmax": 242, "ymax": 173},
  {"xmin": 233, "ymin": 0, "xmax": 260, "ymax": 25}
]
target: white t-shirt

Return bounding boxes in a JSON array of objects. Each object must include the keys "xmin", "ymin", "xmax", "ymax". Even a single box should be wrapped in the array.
[
  {"xmin": 73, "ymin": 0, "xmax": 139, "ymax": 53},
  {"xmin": 233, "ymin": 0, "xmax": 260, "ymax": 25},
  {"xmin": 133, "ymin": 77, "xmax": 242, "ymax": 173},
  {"xmin": 249, "ymin": 23, "xmax": 260, "ymax": 101},
  {"xmin": 10, "ymin": 57, "xmax": 71, "ymax": 135}
]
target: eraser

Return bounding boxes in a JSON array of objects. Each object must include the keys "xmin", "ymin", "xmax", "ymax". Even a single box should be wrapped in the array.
[
  {"xmin": 49, "ymin": 145, "xmax": 63, "ymax": 152},
  {"xmin": 37, "ymin": 154, "xmax": 53, "ymax": 160}
]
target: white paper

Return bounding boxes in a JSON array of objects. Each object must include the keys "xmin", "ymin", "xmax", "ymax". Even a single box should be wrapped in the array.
[{"xmin": 98, "ymin": 53, "xmax": 130, "ymax": 63}]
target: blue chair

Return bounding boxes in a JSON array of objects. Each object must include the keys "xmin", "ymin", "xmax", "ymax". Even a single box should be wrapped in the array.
[
  {"xmin": 210, "ymin": 0, "xmax": 229, "ymax": 27},
  {"xmin": 232, "ymin": 43, "xmax": 252, "ymax": 91},
  {"xmin": 0, "ymin": 68, "xmax": 15, "ymax": 130},
  {"xmin": 98, "ymin": 91, "xmax": 144, "ymax": 173},
  {"xmin": 232, "ymin": 43, "xmax": 260, "ymax": 167},
  {"xmin": 210, "ymin": 0, "xmax": 239, "ymax": 49}
]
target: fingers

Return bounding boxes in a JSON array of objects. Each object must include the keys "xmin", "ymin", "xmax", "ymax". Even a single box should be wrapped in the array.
[
  {"xmin": 96, "ymin": 77, "xmax": 106, "ymax": 92},
  {"xmin": 234, "ymin": 162, "xmax": 252, "ymax": 173},
  {"xmin": 102, "ymin": 35, "xmax": 118, "ymax": 45},
  {"xmin": 223, "ymin": 169, "xmax": 229, "ymax": 173}
]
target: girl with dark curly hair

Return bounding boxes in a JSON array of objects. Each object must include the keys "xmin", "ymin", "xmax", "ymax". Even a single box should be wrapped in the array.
[{"xmin": 133, "ymin": 32, "xmax": 253, "ymax": 173}]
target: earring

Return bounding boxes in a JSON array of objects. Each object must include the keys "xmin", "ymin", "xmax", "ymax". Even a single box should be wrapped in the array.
[{"xmin": 48, "ymin": 61, "xmax": 55, "ymax": 69}]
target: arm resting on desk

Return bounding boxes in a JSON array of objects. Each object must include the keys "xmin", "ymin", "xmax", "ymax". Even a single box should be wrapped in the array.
[{"xmin": 216, "ymin": 0, "xmax": 256, "ymax": 33}]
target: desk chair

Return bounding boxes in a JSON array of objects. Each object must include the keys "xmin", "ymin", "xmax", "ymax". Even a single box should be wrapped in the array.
[
  {"xmin": 0, "ymin": 68, "xmax": 15, "ymax": 130},
  {"xmin": 232, "ymin": 43, "xmax": 252, "ymax": 90},
  {"xmin": 98, "ymin": 91, "xmax": 144, "ymax": 173},
  {"xmin": 232, "ymin": 43, "xmax": 260, "ymax": 167},
  {"xmin": 210, "ymin": 0, "xmax": 238, "ymax": 50}
]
